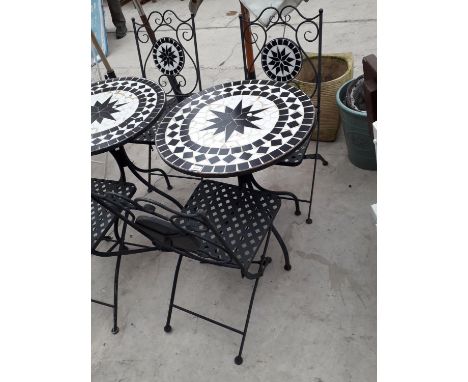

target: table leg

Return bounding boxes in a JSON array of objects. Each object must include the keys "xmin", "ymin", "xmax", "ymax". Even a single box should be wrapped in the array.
[
  {"xmin": 237, "ymin": 174, "xmax": 250, "ymax": 188},
  {"xmin": 109, "ymin": 150, "xmax": 127, "ymax": 182},
  {"xmin": 109, "ymin": 146, "xmax": 183, "ymax": 209},
  {"xmin": 238, "ymin": 173, "xmax": 300, "ymax": 215}
]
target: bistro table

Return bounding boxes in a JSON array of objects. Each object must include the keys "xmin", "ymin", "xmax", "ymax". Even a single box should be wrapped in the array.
[
  {"xmin": 91, "ymin": 76, "xmax": 182, "ymax": 208},
  {"xmin": 155, "ymin": 79, "xmax": 316, "ymax": 253},
  {"xmin": 156, "ymin": 79, "xmax": 315, "ymax": 183}
]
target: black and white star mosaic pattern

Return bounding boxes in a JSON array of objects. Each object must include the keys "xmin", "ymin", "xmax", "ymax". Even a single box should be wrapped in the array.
[
  {"xmin": 261, "ymin": 38, "xmax": 302, "ymax": 82},
  {"xmin": 201, "ymin": 100, "xmax": 267, "ymax": 142},
  {"xmin": 91, "ymin": 95, "xmax": 125, "ymax": 124},
  {"xmin": 156, "ymin": 80, "xmax": 315, "ymax": 177},
  {"xmin": 91, "ymin": 77, "xmax": 165, "ymax": 155},
  {"xmin": 152, "ymin": 37, "xmax": 185, "ymax": 76}
]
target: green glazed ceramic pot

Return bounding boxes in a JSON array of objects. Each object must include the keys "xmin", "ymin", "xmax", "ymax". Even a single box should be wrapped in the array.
[{"xmin": 336, "ymin": 79, "xmax": 376, "ymax": 170}]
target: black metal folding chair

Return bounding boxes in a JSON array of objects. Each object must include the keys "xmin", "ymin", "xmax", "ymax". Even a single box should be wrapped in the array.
[
  {"xmin": 239, "ymin": 7, "xmax": 327, "ymax": 223},
  {"xmin": 93, "ymin": 179, "xmax": 289, "ymax": 365},
  {"xmin": 129, "ymin": 9, "xmax": 203, "ymax": 189},
  {"xmin": 91, "ymin": 178, "xmax": 165, "ymax": 334}
]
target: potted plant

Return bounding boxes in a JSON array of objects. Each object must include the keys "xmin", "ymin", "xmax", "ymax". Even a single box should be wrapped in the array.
[{"xmin": 336, "ymin": 76, "xmax": 377, "ymax": 170}]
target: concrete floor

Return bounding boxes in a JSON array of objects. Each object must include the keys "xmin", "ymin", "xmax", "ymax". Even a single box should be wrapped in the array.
[{"xmin": 92, "ymin": 0, "xmax": 376, "ymax": 380}]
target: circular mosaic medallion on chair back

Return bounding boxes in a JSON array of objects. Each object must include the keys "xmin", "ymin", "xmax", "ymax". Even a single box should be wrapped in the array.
[
  {"xmin": 261, "ymin": 37, "xmax": 302, "ymax": 82},
  {"xmin": 152, "ymin": 37, "xmax": 185, "ymax": 76}
]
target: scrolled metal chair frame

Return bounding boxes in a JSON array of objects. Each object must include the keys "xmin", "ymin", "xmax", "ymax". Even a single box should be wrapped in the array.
[
  {"xmin": 239, "ymin": 7, "xmax": 327, "ymax": 224},
  {"xmin": 130, "ymin": 10, "xmax": 204, "ymax": 188},
  {"xmin": 91, "ymin": 191, "xmax": 164, "ymax": 335},
  {"xmin": 240, "ymin": 6, "xmax": 322, "ymax": 99},
  {"xmin": 92, "ymin": 190, "xmax": 271, "ymax": 280},
  {"xmin": 92, "ymin": 184, "xmax": 280, "ymax": 365},
  {"xmin": 132, "ymin": 9, "xmax": 202, "ymax": 100}
]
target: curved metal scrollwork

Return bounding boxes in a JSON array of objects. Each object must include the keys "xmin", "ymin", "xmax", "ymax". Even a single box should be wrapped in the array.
[
  {"xmin": 239, "ymin": 6, "xmax": 322, "ymax": 99},
  {"xmin": 131, "ymin": 9, "xmax": 202, "ymax": 99}
]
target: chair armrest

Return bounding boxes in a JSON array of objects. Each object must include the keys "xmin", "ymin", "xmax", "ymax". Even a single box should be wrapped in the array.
[{"xmin": 135, "ymin": 215, "xmax": 200, "ymax": 251}]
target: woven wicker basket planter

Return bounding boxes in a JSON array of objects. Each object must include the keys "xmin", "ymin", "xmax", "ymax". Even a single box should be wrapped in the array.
[{"xmin": 292, "ymin": 53, "xmax": 354, "ymax": 142}]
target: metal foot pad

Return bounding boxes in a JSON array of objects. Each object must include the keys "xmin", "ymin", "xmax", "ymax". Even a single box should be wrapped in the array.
[
  {"xmin": 306, "ymin": 218, "xmax": 312, "ymax": 224},
  {"xmin": 234, "ymin": 355, "xmax": 243, "ymax": 365},
  {"xmin": 295, "ymin": 210, "xmax": 301, "ymax": 216},
  {"xmin": 164, "ymin": 324, "xmax": 172, "ymax": 333},
  {"xmin": 284, "ymin": 264, "xmax": 291, "ymax": 271},
  {"xmin": 111, "ymin": 326, "xmax": 119, "ymax": 335}
]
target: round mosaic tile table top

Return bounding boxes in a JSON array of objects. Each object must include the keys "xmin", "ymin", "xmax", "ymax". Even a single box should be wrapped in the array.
[
  {"xmin": 156, "ymin": 79, "xmax": 315, "ymax": 177},
  {"xmin": 91, "ymin": 77, "xmax": 166, "ymax": 155}
]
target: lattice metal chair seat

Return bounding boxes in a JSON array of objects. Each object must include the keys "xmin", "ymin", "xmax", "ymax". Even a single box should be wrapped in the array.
[
  {"xmin": 182, "ymin": 180, "xmax": 281, "ymax": 269},
  {"xmin": 91, "ymin": 178, "xmax": 137, "ymax": 249},
  {"xmin": 130, "ymin": 97, "xmax": 179, "ymax": 145},
  {"xmin": 136, "ymin": 180, "xmax": 281, "ymax": 270}
]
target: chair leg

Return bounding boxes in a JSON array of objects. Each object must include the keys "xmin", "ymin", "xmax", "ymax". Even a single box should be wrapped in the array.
[
  {"xmin": 271, "ymin": 225, "xmax": 291, "ymax": 271},
  {"xmin": 113, "ymin": 219, "xmax": 121, "ymax": 242},
  {"xmin": 111, "ymin": 216, "xmax": 129, "ymax": 334},
  {"xmin": 147, "ymin": 144, "xmax": 152, "ymax": 193},
  {"xmin": 111, "ymin": 255, "xmax": 122, "ymax": 334},
  {"xmin": 235, "ymin": 275, "xmax": 261, "ymax": 365},
  {"xmin": 305, "ymin": 134, "xmax": 323, "ymax": 225},
  {"xmin": 249, "ymin": 176, "xmax": 301, "ymax": 216},
  {"xmin": 164, "ymin": 254, "xmax": 183, "ymax": 333}
]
